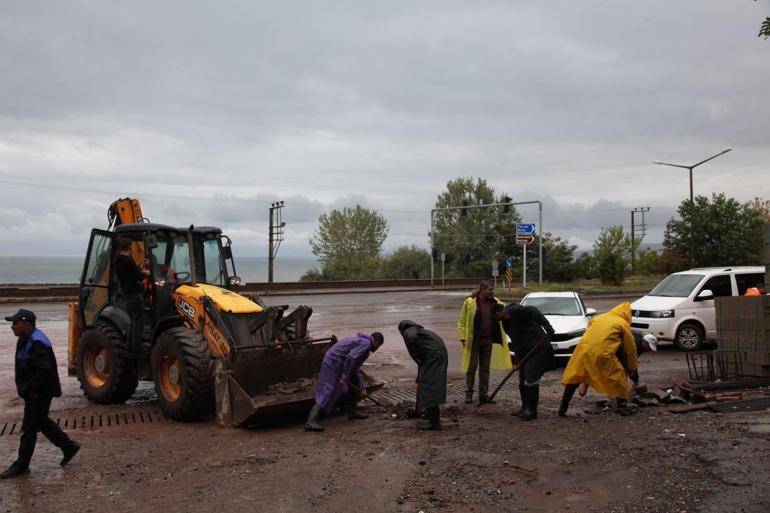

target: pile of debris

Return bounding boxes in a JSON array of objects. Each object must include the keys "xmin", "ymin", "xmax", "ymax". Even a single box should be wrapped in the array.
[{"xmin": 625, "ymin": 378, "xmax": 770, "ymax": 414}]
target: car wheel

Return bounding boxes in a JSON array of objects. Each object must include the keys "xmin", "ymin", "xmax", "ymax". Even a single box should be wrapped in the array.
[{"xmin": 674, "ymin": 322, "xmax": 704, "ymax": 351}]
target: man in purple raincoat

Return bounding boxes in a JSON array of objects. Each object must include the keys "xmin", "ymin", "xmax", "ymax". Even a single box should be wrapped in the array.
[{"xmin": 304, "ymin": 332, "xmax": 384, "ymax": 432}]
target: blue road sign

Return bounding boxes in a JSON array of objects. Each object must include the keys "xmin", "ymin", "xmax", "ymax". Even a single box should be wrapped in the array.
[{"xmin": 516, "ymin": 223, "xmax": 536, "ymax": 234}]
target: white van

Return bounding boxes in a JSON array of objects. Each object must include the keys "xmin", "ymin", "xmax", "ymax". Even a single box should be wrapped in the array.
[{"xmin": 630, "ymin": 266, "xmax": 765, "ymax": 351}]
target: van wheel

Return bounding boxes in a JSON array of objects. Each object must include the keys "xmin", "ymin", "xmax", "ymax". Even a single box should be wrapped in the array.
[{"xmin": 675, "ymin": 323, "xmax": 704, "ymax": 351}]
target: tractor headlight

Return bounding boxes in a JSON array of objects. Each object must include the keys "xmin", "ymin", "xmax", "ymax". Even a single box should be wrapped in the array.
[
  {"xmin": 154, "ymin": 278, "xmax": 166, "ymax": 287},
  {"xmin": 650, "ymin": 310, "xmax": 674, "ymax": 318},
  {"xmin": 229, "ymin": 276, "xmax": 242, "ymax": 286}
]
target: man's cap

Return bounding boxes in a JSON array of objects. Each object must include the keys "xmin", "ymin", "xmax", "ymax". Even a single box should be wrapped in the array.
[
  {"xmin": 642, "ymin": 333, "xmax": 658, "ymax": 351},
  {"xmin": 4, "ymin": 308, "xmax": 36, "ymax": 323}
]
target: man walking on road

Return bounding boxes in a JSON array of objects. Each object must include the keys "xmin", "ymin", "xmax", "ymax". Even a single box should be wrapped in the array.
[
  {"xmin": 457, "ymin": 281, "xmax": 512, "ymax": 405},
  {"xmin": 1, "ymin": 309, "xmax": 80, "ymax": 479},
  {"xmin": 304, "ymin": 332, "xmax": 384, "ymax": 432},
  {"xmin": 493, "ymin": 302, "xmax": 555, "ymax": 420},
  {"xmin": 398, "ymin": 320, "xmax": 448, "ymax": 431}
]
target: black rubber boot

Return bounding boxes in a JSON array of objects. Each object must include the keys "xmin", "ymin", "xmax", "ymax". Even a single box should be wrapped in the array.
[
  {"xmin": 519, "ymin": 385, "xmax": 539, "ymax": 421},
  {"xmin": 511, "ymin": 384, "xmax": 527, "ymax": 417},
  {"xmin": 418, "ymin": 406, "xmax": 441, "ymax": 431},
  {"xmin": 558, "ymin": 384, "xmax": 579, "ymax": 417},
  {"xmin": 304, "ymin": 404, "xmax": 324, "ymax": 432},
  {"xmin": 464, "ymin": 390, "xmax": 474, "ymax": 404},
  {"xmin": 616, "ymin": 398, "xmax": 635, "ymax": 416}
]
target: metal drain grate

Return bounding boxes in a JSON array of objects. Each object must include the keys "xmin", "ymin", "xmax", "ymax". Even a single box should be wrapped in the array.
[
  {"xmin": 0, "ymin": 408, "xmax": 167, "ymax": 437},
  {"xmin": 371, "ymin": 377, "xmax": 561, "ymax": 406}
]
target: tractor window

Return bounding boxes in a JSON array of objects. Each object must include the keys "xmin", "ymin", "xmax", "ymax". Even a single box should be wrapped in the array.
[
  {"xmin": 202, "ymin": 239, "xmax": 226, "ymax": 286},
  {"xmin": 168, "ymin": 239, "xmax": 192, "ymax": 284}
]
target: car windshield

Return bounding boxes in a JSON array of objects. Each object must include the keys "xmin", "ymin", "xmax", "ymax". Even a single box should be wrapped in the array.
[
  {"xmin": 521, "ymin": 296, "xmax": 581, "ymax": 316},
  {"xmin": 648, "ymin": 274, "xmax": 704, "ymax": 297}
]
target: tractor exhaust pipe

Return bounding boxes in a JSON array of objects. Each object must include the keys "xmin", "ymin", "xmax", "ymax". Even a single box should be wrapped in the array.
[{"xmin": 187, "ymin": 225, "xmax": 197, "ymax": 286}]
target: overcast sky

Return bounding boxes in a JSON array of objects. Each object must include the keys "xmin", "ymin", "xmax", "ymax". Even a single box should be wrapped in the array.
[{"xmin": 1, "ymin": 1, "xmax": 768, "ymax": 258}]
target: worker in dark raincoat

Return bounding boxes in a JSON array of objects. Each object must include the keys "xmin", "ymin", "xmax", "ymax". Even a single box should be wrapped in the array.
[
  {"xmin": 304, "ymin": 332, "xmax": 384, "ymax": 432},
  {"xmin": 398, "ymin": 320, "xmax": 448, "ymax": 431},
  {"xmin": 558, "ymin": 303, "xmax": 637, "ymax": 417},
  {"xmin": 493, "ymin": 303, "xmax": 554, "ymax": 421}
]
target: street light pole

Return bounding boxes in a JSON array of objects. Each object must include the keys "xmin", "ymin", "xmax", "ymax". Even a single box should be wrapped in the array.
[{"xmin": 653, "ymin": 148, "xmax": 732, "ymax": 267}]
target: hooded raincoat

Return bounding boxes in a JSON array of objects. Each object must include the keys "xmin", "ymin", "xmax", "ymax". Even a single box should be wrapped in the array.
[
  {"xmin": 398, "ymin": 321, "xmax": 448, "ymax": 410},
  {"xmin": 457, "ymin": 296, "xmax": 513, "ymax": 372},
  {"xmin": 500, "ymin": 304, "xmax": 555, "ymax": 384},
  {"xmin": 561, "ymin": 302, "xmax": 637, "ymax": 399},
  {"xmin": 314, "ymin": 333, "xmax": 374, "ymax": 413}
]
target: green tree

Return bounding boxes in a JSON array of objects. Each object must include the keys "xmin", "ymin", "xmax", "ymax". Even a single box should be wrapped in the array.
[
  {"xmin": 573, "ymin": 252, "xmax": 596, "ymax": 280},
  {"xmin": 634, "ymin": 248, "xmax": 662, "ymax": 276},
  {"xmin": 378, "ymin": 245, "xmax": 430, "ymax": 279},
  {"xmin": 307, "ymin": 205, "xmax": 388, "ymax": 280},
  {"xmin": 663, "ymin": 193, "xmax": 765, "ymax": 268},
  {"xmin": 593, "ymin": 225, "xmax": 633, "ymax": 285},
  {"xmin": 525, "ymin": 232, "xmax": 577, "ymax": 282},
  {"xmin": 432, "ymin": 177, "xmax": 520, "ymax": 278}
]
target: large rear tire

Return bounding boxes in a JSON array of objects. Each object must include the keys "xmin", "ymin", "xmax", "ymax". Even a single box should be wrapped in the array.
[
  {"xmin": 151, "ymin": 327, "xmax": 214, "ymax": 422},
  {"xmin": 674, "ymin": 322, "xmax": 704, "ymax": 351},
  {"xmin": 76, "ymin": 320, "xmax": 138, "ymax": 403}
]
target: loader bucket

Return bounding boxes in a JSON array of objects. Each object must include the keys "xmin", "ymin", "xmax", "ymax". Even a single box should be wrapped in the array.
[
  {"xmin": 213, "ymin": 305, "xmax": 382, "ymax": 427},
  {"xmin": 214, "ymin": 344, "xmax": 383, "ymax": 427}
]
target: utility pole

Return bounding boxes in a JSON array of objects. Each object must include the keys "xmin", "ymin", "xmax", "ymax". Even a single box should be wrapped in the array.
[
  {"xmin": 630, "ymin": 207, "xmax": 650, "ymax": 273},
  {"xmin": 268, "ymin": 201, "xmax": 285, "ymax": 283}
]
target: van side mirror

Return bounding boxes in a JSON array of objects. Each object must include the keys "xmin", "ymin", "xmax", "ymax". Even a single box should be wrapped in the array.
[
  {"xmin": 585, "ymin": 307, "xmax": 597, "ymax": 316},
  {"xmin": 695, "ymin": 289, "xmax": 714, "ymax": 301}
]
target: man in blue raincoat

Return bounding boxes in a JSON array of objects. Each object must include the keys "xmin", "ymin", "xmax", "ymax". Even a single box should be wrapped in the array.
[{"xmin": 304, "ymin": 332, "xmax": 384, "ymax": 432}]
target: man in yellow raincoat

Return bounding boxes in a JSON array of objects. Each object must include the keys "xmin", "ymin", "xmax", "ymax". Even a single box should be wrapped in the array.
[
  {"xmin": 558, "ymin": 302, "xmax": 637, "ymax": 416},
  {"xmin": 457, "ymin": 281, "xmax": 512, "ymax": 404}
]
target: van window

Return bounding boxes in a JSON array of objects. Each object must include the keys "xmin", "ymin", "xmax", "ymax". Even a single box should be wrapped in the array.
[
  {"xmin": 649, "ymin": 274, "xmax": 704, "ymax": 297},
  {"xmin": 735, "ymin": 273, "xmax": 765, "ymax": 295},
  {"xmin": 699, "ymin": 274, "xmax": 732, "ymax": 297}
]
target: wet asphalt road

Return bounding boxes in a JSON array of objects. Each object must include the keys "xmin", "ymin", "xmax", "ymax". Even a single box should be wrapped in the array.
[{"xmin": 0, "ymin": 290, "xmax": 682, "ymax": 417}]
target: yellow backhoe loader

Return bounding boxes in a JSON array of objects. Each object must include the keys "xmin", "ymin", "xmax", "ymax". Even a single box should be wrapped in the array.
[{"xmin": 67, "ymin": 198, "xmax": 375, "ymax": 426}]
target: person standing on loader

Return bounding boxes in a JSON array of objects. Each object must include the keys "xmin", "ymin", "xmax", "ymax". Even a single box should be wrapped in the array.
[
  {"xmin": 398, "ymin": 320, "xmax": 448, "ymax": 431},
  {"xmin": 558, "ymin": 302, "xmax": 638, "ymax": 417},
  {"xmin": 113, "ymin": 237, "xmax": 147, "ymax": 354},
  {"xmin": 457, "ymin": 281, "xmax": 512, "ymax": 405},
  {"xmin": 305, "ymin": 332, "xmax": 384, "ymax": 432},
  {"xmin": 1, "ymin": 309, "xmax": 80, "ymax": 479},
  {"xmin": 493, "ymin": 302, "xmax": 555, "ymax": 421}
]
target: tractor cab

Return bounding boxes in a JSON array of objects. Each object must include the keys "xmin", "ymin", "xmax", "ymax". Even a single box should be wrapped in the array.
[{"xmin": 78, "ymin": 224, "xmax": 241, "ymax": 334}]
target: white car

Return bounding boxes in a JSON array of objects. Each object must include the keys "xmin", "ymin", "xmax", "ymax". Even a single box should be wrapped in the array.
[{"xmin": 517, "ymin": 291, "xmax": 596, "ymax": 361}]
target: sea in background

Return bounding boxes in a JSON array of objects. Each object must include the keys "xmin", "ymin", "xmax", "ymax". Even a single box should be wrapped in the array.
[{"xmin": 0, "ymin": 256, "xmax": 320, "ymax": 284}]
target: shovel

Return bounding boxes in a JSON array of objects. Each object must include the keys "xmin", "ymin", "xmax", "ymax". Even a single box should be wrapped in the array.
[
  {"xmin": 347, "ymin": 382, "xmax": 387, "ymax": 408},
  {"xmin": 482, "ymin": 328, "xmax": 549, "ymax": 405}
]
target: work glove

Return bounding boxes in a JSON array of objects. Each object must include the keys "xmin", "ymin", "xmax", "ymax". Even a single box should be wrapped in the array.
[{"xmin": 359, "ymin": 388, "xmax": 368, "ymax": 399}]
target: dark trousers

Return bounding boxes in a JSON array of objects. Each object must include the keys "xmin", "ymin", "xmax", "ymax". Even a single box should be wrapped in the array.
[
  {"xmin": 466, "ymin": 337, "xmax": 493, "ymax": 398},
  {"xmin": 17, "ymin": 396, "xmax": 75, "ymax": 468},
  {"xmin": 120, "ymin": 293, "xmax": 144, "ymax": 354}
]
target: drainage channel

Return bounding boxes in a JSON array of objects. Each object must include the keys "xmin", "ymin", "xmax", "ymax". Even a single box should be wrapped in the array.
[
  {"xmin": 371, "ymin": 377, "xmax": 560, "ymax": 406},
  {"xmin": 0, "ymin": 408, "xmax": 167, "ymax": 437}
]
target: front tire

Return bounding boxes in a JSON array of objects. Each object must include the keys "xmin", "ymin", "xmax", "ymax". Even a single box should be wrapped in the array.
[
  {"xmin": 76, "ymin": 320, "xmax": 138, "ymax": 403},
  {"xmin": 151, "ymin": 327, "xmax": 214, "ymax": 421},
  {"xmin": 674, "ymin": 322, "xmax": 704, "ymax": 351}
]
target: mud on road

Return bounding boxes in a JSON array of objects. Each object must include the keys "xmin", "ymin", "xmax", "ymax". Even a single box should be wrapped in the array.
[{"xmin": 1, "ymin": 292, "xmax": 770, "ymax": 512}]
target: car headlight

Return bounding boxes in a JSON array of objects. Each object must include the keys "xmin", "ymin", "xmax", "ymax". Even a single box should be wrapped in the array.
[
  {"xmin": 650, "ymin": 310, "xmax": 674, "ymax": 318},
  {"xmin": 565, "ymin": 329, "xmax": 585, "ymax": 338}
]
